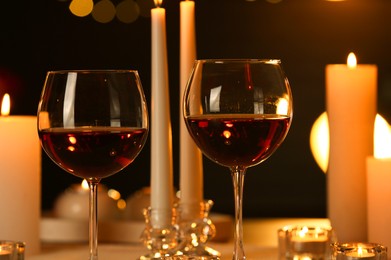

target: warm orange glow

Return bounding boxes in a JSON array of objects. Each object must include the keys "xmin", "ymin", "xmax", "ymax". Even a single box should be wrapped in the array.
[
  {"xmin": 67, "ymin": 146, "xmax": 76, "ymax": 152},
  {"xmin": 276, "ymin": 97, "xmax": 289, "ymax": 115},
  {"xmin": 374, "ymin": 114, "xmax": 391, "ymax": 159},
  {"xmin": 68, "ymin": 136, "xmax": 77, "ymax": 144},
  {"xmin": 81, "ymin": 179, "xmax": 89, "ymax": 190},
  {"xmin": 347, "ymin": 52, "xmax": 357, "ymax": 68},
  {"xmin": 108, "ymin": 189, "xmax": 121, "ymax": 200},
  {"xmin": 310, "ymin": 112, "xmax": 391, "ymax": 172},
  {"xmin": 69, "ymin": 0, "xmax": 94, "ymax": 17},
  {"xmin": 357, "ymin": 247, "xmax": 363, "ymax": 256},
  {"xmin": 309, "ymin": 112, "xmax": 329, "ymax": 173},
  {"xmin": 154, "ymin": 0, "xmax": 163, "ymax": 7},
  {"xmin": 298, "ymin": 226, "xmax": 309, "ymax": 238},
  {"xmin": 1, "ymin": 93, "xmax": 10, "ymax": 116},
  {"xmin": 223, "ymin": 130, "xmax": 231, "ymax": 139},
  {"xmin": 117, "ymin": 199, "xmax": 126, "ymax": 210}
]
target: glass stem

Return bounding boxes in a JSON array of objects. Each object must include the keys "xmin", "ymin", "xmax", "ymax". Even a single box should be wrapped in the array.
[
  {"xmin": 230, "ymin": 166, "xmax": 246, "ymax": 260},
  {"xmin": 88, "ymin": 179, "xmax": 100, "ymax": 260}
]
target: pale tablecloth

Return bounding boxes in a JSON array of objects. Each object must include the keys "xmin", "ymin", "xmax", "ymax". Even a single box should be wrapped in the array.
[
  {"xmin": 29, "ymin": 243, "xmax": 278, "ymax": 260},
  {"xmin": 31, "ymin": 218, "xmax": 331, "ymax": 259}
]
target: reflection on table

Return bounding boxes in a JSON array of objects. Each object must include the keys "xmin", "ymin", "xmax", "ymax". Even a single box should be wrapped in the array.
[{"xmin": 32, "ymin": 218, "xmax": 329, "ymax": 259}]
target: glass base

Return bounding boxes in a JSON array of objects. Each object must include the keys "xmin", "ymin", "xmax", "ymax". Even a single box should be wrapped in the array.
[
  {"xmin": 175, "ymin": 200, "xmax": 221, "ymax": 259},
  {"xmin": 139, "ymin": 207, "xmax": 179, "ymax": 259}
]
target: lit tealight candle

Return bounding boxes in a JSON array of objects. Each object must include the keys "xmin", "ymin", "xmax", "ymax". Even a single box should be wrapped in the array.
[
  {"xmin": 345, "ymin": 247, "xmax": 376, "ymax": 260},
  {"xmin": 289, "ymin": 226, "xmax": 331, "ymax": 256},
  {"xmin": 332, "ymin": 242, "xmax": 386, "ymax": 260},
  {"xmin": 54, "ymin": 180, "xmax": 120, "ymax": 220}
]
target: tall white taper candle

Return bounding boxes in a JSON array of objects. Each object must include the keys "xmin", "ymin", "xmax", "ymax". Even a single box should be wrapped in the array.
[
  {"xmin": 150, "ymin": 1, "xmax": 174, "ymax": 228},
  {"xmin": 179, "ymin": 0, "xmax": 203, "ymax": 220}
]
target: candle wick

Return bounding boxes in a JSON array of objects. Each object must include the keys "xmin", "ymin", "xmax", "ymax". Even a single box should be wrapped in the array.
[{"xmin": 154, "ymin": 0, "xmax": 162, "ymax": 8}]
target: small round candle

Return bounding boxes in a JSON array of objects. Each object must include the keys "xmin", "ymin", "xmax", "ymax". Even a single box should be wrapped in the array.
[
  {"xmin": 345, "ymin": 247, "xmax": 376, "ymax": 260},
  {"xmin": 332, "ymin": 242, "xmax": 387, "ymax": 260},
  {"xmin": 54, "ymin": 180, "xmax": 119, "ymax": 220},
  {"xmin": 290, "ymin": 226, "xmax": 330, "ymax": 255}
]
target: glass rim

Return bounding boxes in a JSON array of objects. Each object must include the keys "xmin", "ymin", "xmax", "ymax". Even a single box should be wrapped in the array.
[
  {"xmin": 46, "ymin": 69, "xmax": 139, "ymax": 74},
  {"xmin": 195, "ymin": 58, "xmax": 281, "ymax": 64}
]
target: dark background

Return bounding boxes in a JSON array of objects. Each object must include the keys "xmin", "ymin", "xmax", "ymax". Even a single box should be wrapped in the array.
[{"xmin": 1, "ymin": 0, "xmax": 391, "ymax": 218}]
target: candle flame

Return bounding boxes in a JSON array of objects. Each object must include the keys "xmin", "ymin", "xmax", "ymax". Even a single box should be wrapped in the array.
[
  {"xmin": 347, "ymin": 52, "xmax": 357, "ymax": 68},
  {"xmin": 154, "ymin": 0, "xmax": 162, "ymax": 7},
  {"xmin": 298, "ymin": 226, "xmax": 309, "ymax": 237},
  {"xmin": 276, "ymin": 97, "xmax": 289, "ymax": 115},
  {"xmin": 1, "ymin": 94, "xmax": 10, "ymax": 116},
  {"xmin": 223, "ymin": 130, "xmax": 231, "ymax": 139},
  {"xmin": 357, "ymin": 247, "xmax": 363, "ymax": 256},
  {"xmin": 81, "ymin": 179, "xmax": 89, "ymax": 190},
  {"xmin": 374, "ymin": 114, "xmax": 391, "ymax": 159}
]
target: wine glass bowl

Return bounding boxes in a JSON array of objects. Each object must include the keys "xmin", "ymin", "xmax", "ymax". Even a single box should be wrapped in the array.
[
  {"xmin": 37, "ymin": 70, "xmax": 149, "ymax": 259},
  {"xmin": 183, "ymin": 59, "xmax": 292, "ymax": 259}
]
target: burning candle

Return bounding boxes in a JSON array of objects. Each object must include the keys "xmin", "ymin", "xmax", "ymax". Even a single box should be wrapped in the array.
[
  {"xmin": 54, "ymin": 180, "xmax": 120, "ymax": 220},
  {"xmin": 367, "ymin": 115, "xmax": 391, "ymax": 251},
  {"xmin": 286, "ymin": 226, "xmax": 333, "ymax": 259},
  {"xmin": 0, "ymin": 93, "xmax": 41, "ymax": 256},
  {"xmin": 150, "ymin": 0, "xmax": 174, "ymax": 228},
  {"xmin": 345, "ymin": 247, "xmax": 376, "ymax": 260},
  {"xmin": 326, "ymin": 52, "xmax": 377, "ymax": 242},
  {"xmin": 179, "ymin": 0, "xmax": 203, "ymax": 219},
  {"xmin": 332, "ymin": 243, "xmax": 386, "ymax": 260}
]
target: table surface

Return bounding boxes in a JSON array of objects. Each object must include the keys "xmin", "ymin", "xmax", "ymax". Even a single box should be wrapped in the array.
[{"xmin": 30, "ymin": 218, "xmax": 330, "ymax": 260}]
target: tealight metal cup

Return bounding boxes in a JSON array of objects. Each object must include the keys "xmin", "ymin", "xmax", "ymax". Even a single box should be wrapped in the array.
[
  {"xmin": 278, "ymin": 225, "xmax": 335, "ymax": 260},
  {"xmin": 331, "ymin": 242, "xmax": 387, "ymax": 260},
  {"xmin": 0, "ymin": 241, "xmax": 25, "ymax": 260}
]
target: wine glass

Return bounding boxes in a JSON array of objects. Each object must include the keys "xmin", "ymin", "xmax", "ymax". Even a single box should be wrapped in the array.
[
  {"xmin": 183, "ymin": 59, "xmax": 293, "ymax": 259},
  {"xmin": 37, "ymin": 70, "xmax": 149, "ymax": 260}
]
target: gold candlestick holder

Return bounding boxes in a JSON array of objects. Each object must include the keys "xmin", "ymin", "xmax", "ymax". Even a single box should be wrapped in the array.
[
  {"xmin": 139, "ymin": 207, "xmax": 179, "ymax": 260},
  {"xmin": 174, "ymin": 200, "xmax": 221, "ymax": 259}
]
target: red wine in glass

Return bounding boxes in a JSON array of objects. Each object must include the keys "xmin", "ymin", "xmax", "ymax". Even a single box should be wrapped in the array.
[
  {"xmin": 37, "ymin": 70, "xmax": 149, "ymax": 260},
  {"xmin": 39, "ymin": 127, "xmax": 148, "ymax": 179},
  {"xmin": 185, "ymin": 114, "xmax": 290, "ymax": 167},
  {"xmin": 183, "ymin": 59, "xmax": 293, "ymax": 260}
]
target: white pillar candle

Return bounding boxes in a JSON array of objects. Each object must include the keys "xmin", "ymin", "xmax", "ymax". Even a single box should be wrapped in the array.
[
  {"xmin": 367, "ymin": 157, "xmax": 391, "ymax": 251},
  {"xmin": 150, "ymin": 1, "xmax": 174, "ymax": 228},
  {"xmin": 0, "ymin": 95, "xmax": 41, "ymax": 256},
  {"xmin": 366, "ymin": 115, "xmax": 391, "ymax": 251},
  {"xmin": 179, "ymin": 0, "xmax": 203, "ymax": 219},
  {"xmin": 326, "ymin": 53, "xmax": 377, "ymax": 242}
]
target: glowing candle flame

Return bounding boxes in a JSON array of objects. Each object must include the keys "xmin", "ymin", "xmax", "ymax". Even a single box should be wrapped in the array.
[
  {"xmin": 276, "ymin": 97, "xmax": 289, "ymax": 115},
  {"xmin": 374, "ymin": 114, "xmax": 391, "ymax": 159},
  {"xmin": 357, "ymin": 247, "xmax": 363, "ymax": 256},
  {"xmin": 1, "ymin": 94, "xmax": 10, "ymax": 116},
  {"xmin": 347, "ymin": 52, "xmax": 357, "ymax": 68},
  {"xmin": 223, "ymin": 130, "xmax": 231, "ymax": 139},
  {"xmin": 298, "ymin": 226, "xmax": 309, "ymax": 237},
  {"xmin": 81, "ymin": 179, "xmax": 89, "ymax": 190}
]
